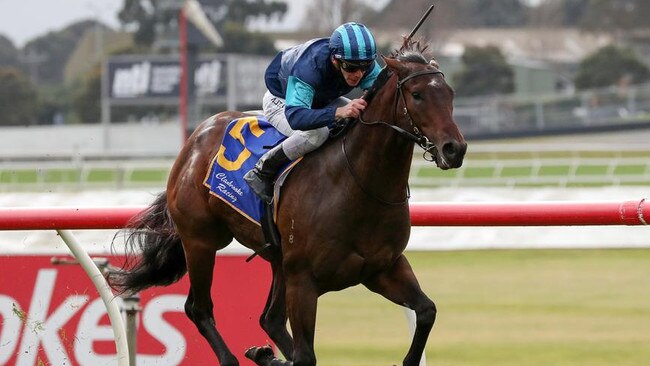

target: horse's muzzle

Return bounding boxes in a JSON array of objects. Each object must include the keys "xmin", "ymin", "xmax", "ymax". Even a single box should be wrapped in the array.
[{"xmin": 436, "ymin": 140, "xmax": 467, "ymax": 170}]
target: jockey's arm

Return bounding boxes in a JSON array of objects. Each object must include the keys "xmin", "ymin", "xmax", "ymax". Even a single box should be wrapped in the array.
[
  {"xmin": 284, "ymin": 61, "xmax": 380, "ymax": 131},
  {"xmin": 284, "ymin": 76, "xmax": 337, "ymax": 131}
]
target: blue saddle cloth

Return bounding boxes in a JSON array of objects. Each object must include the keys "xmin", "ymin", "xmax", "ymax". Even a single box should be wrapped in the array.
[{"xmin": 203, "ymin": 115, "xmax": 287, "ymax": 225}]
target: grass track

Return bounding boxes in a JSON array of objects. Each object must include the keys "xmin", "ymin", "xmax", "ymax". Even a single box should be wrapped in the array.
[{"xmin": 314, "ymin": 249, "xmax": 650, "ymax": 366}]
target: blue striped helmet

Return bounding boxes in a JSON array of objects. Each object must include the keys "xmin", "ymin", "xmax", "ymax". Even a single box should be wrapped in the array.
[{"xmin": 329, "ymin": 22, "xmax": 377, "ymax": 62}]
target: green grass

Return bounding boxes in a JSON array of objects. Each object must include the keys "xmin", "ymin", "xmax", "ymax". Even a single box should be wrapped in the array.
[
  {"xmin": 43, "ymin": 169, "xmax": 81, "ymax": 183},
  {"xmin": 0, "ymin": 170, "xmax": 39, "ymax": 183},
  {"xmin": 129, "ymin": 169, "xmax": 168, "ymax": 182},
  {"xmin": 463, "ymin": 167, "xmax": 495, "ymax": 178},
  {"xmin": 0, "ymin": 168, "xmax": 170, "ymax": 187},
  {"xmin": 500, "ymin": 166, "xmax": 532, "ymax": 177},
  {"xmin": 538, "ymin": 165, "xmax": 571, "ymax": 176},
  {"xmin": 574, "ymin": 165, "xmax": 608, "ymax": 175},
  {"xmin": 614, "ymin": 165, "xmax": 647, "ymax": 175},
  {"xmin": 314, "ymin": 249, "xmax": 650, "ymax": 366},
  {"xmin": 86, "ymin": 169, "xmax": 119, "ymax": 182}
]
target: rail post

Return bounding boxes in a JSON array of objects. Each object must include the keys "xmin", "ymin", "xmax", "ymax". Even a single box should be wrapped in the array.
[{"xmin": 56, "ymin": 230, "xmax": 130, "ymax": 366}]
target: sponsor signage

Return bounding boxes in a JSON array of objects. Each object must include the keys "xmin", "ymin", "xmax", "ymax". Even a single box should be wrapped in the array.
[
  {"xmin": 0, "ymin": 255, "xmax": 270, "ymax": 365},
  {"xmin": 108, "ymin": 56, "xmax": 227, "ymax": 99}
]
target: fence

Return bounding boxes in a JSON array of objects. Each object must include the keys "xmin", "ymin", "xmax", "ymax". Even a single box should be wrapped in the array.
[
  {"xmin": 1, "ymin": 201, "xmax": 646, "ymax": 230},
  {"xmin": 0, "ymin": 158, "xmax": 173, "ymax": 191},
  {"xmin": 2, "ymin": 141, "xmax": 650, "ymax": 191},
  {"xmin": 454, "ymin": 82, "xmax": 650, "ymax": 138},
  {"xmin": 410, "ymin": 143, "xmax": 650, "ymax": 187}
]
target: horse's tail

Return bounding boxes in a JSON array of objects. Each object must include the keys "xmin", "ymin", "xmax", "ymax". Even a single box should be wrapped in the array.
[{"xmin": 111, "ymin": 192, "xmax": 187, "ymax": 295}]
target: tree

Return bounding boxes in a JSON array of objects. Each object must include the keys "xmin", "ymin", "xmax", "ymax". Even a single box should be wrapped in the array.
[
  {"xmin": 574, "ymin": 45, "xmax": 650, "ymax": 90},
  {"xmin": 118, "ymin": 0, "xmax": 287, "ymax": 54},
  {"xmin": 453, "ymin": 46, "xmax": 515, "ymax": 97},
  {"xmin": 220, "ymin": 22, "xmax": 277, "ymax": 55},
  {"xmin": 0, "ymin": 34, "xmax": 18, "ymax": 67},
  {"xmin": 374, "ymin": 0, "xmax": 527, "ymax": 30},
  {"xmin": 22, "ymin": 20, "xmax": 102, "ymax": 85},
  {"xmin": 0, "ymin": 67, "xmax": 38, "ymax": 126},
  {"xmin": 72, "ymin": 67, "xmax": 102, "ymax": 123}
]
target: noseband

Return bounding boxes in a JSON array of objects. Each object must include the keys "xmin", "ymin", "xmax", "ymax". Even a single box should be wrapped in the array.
[{"xmin": 359, "ymin": 67, "xmax": 444, "ymax": 162}]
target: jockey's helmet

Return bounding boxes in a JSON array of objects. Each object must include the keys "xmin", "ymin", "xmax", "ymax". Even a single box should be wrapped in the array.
[{"xmin": 329, "ymin": 22, "xmax": 377, "ymax": 65}]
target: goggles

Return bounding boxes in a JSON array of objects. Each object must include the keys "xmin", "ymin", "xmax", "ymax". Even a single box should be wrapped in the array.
[{"xmin": 339, "ymin": 59, "xmax": 373, "ymax": 73}]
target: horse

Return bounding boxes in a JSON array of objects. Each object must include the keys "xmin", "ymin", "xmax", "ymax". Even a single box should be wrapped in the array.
[{"xmin": 111, "ymin": 38, "xmax": 466, "ymax": 366}]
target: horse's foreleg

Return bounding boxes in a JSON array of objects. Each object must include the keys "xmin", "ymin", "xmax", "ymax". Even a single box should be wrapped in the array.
[
  {"xmin": 285, "ymin": 272, "xmax": 318, "ymax": 366},
  {"xmin": 184, "ymin": 240, "xmax": 239, "ymax": 366},
  {"xmin": 363, "ymin": 255, "xmax": 436, "ymax": 366},
  {"xmin": 259, "ymin": 257, "xmax": 294, "ymax": 359}
]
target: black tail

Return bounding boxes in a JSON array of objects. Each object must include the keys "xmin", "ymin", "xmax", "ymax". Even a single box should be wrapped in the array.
[{"xmin": 111, "ymin": 192, "xmax": 187, "ymax": 295}]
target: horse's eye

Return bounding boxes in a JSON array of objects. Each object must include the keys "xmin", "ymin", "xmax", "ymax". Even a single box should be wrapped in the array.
[{"xmin": 411, "ymin": 92, "xmax": 423, "ymax": 101}]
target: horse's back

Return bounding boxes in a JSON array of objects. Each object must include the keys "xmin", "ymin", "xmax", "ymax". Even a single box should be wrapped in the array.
[{"xmin": 168, "ymin": 111, "xmax": 241, "ymax": 196}]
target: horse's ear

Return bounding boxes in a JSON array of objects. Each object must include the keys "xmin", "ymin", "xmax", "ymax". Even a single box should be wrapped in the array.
[{"xmin": 382, "ymin": 56, "xmax": 405, "ymax": 74}]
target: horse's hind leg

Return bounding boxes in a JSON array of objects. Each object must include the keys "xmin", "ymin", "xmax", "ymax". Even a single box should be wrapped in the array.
[
  {"xmin": 363, "ymin": 255, "xmax": 436, "ymax": 366},
  {"xmin": 183, "ymin": 235, "xmax": 239, "ymax": 366}
]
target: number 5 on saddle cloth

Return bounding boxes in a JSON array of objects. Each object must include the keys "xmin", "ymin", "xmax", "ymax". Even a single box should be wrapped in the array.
[{"xmin": 203, "ymin": 115, "xmax": 296, "ymax": 228}]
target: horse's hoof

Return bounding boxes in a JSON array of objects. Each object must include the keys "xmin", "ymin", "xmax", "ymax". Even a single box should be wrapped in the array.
[{"xmin": 245, "ymin": 345, "xmax": 274, "ymax": 364}]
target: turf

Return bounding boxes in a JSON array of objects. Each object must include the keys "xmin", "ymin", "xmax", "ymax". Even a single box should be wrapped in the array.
[{"xmin": 314, "ymin": 249, "xmax": 650, "ymax": 366}]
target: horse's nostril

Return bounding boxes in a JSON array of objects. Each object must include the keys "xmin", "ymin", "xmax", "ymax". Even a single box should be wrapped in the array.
[
  {"xmin": 442, "ymin": 142, "xmax": 457, "ymax": 158},
  {"xmin": 442, "ymin": 141, "xmax": 467, "ymax": 159}
]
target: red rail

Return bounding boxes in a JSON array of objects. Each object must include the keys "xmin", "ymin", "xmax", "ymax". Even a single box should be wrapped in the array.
[
  {"xmin": 0, "ymin": 206, "xmax": 144, "ymax": 230},
  {"xmin": 0, "ymin": 200, "xmax": 646, "ymax": 230},
  {"xmin": 409, "ymin": 199, "xmax": 647, "ymax": 226}
]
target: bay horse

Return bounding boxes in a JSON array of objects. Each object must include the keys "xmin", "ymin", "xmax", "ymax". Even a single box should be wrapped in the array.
[{"xmin": 112, "ymin": 39, "xmax": 466, "ymax": 366}]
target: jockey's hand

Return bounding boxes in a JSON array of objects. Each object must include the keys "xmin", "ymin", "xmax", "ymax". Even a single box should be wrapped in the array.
[{"xmin": 335, "ymin": 98, "xmax": 367, "ymax": 119}]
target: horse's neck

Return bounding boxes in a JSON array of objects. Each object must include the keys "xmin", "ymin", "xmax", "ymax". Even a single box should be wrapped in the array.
[{"xmin": 344, "ymin": 109, "xmax": 415, "ymax": 202}]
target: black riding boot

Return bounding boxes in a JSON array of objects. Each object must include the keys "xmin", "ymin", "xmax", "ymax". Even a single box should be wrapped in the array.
[{"xmin": 243, "ymin": 144, "xmax": 291, "ymax": 204}]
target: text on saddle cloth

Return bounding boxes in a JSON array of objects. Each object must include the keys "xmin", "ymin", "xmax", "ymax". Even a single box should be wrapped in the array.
[{"xmin": 203, "ymin": 115, "xmax": 290, "ymax": 225}]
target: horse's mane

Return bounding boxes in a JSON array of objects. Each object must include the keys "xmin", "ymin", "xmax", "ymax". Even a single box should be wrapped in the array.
[
  {"xmin": 391, "ymin": 37, "xmax": 431, "ymax": 64},
  {"xmin": 364, "ymin": 37, "xmax": 434, "ymax": 105}
]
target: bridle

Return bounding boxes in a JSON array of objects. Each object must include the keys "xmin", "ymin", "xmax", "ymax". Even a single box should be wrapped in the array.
[
  {"xmin": 358, "ymin": 67, "xmax": 444, "ymax": 162},
  {"xmin": 342, "ymin": 66, "xmax": 445, "ymax": 206}
]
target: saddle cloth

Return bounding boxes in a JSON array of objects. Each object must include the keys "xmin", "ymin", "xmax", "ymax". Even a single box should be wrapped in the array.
[{"xmin": 203, "ymin": 115, "xmax": 289, "ymax": 225}]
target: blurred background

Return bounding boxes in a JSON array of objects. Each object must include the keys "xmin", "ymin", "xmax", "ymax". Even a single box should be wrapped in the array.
[{"xmin": 1, "ymin": 1, "xmax": 650, "ymax": 140}]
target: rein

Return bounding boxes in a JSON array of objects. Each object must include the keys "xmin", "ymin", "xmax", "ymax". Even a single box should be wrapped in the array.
[
  {"xmin": 358, "ymin": 68, "xmax": 443, "ymax": 162},
  {"xmin": 341, "ymin": 67, "xmax": 444, "ymax": 206}
]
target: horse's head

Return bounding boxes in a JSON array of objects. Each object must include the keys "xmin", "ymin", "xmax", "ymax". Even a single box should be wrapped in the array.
[{"xmin": 376, "ymin": 41, "xmax": 466, "ymax": 170}]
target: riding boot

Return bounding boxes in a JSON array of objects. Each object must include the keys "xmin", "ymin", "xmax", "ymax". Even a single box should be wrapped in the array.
[{"xmin": 243, "ymin": 144, "xmax": 291, "ymax": 204}]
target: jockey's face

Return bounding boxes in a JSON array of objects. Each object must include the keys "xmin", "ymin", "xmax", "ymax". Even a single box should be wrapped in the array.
[
  {"xmin": 333, "ymin": 59, "xmax": 366, "ymax": 87},
  {"xmin": 340, "ymin": 67, "xmax": 364, "ymax": 87}
]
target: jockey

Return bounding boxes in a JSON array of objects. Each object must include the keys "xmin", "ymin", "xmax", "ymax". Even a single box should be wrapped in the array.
[{"xmin": 244, "ymin": 22, "xmax": 382, "ymax": 203}]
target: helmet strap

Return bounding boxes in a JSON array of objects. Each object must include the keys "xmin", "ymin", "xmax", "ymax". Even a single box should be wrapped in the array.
[{"xmin": 331, "ymin": 57, "xmax": 344, "ymax": 74}]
